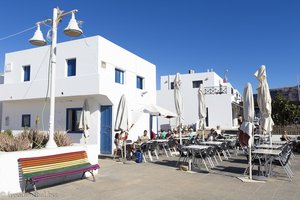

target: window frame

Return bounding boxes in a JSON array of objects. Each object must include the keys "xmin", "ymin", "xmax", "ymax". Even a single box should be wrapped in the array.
[
  {"xmin": 170, "ymin": 82, "xmax": 174, "ymax": 90},
  {"xmin": 115, "ymin": 68, "xmax": 124, "ymax": 84},
  {"xmin": 67, "ymin": 58, "xmax": 77, "ymax": 77},
  {"xmin": 136, "ymin": 76, "xmax": 144, "ymax": 89},
  {"xmin": 23, "ymin": 65, "xmax": 31, "ymax": 82},
  {"xmin": 66, "ymin": 108, "xmax": 83, "ymax": 133},
  {"xmin": 21, "ymin": 114, "xmax": 31, "ymax": 128},
  {"xmin": 192, "ymin": 80, "xmax": 203, "ymax": 88}
]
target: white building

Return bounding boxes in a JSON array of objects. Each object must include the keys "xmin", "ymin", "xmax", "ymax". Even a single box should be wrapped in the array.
[
  {"xmin": 0, "ymin": 35, "xmax": 156, "ymax": 154},
  {"xmin": 0, "ymin": 74, "xmax": 3, "ymax": 131},
  {"xmin": 157, "ymin": 70, "xmax": 242, "ymax": 131}
]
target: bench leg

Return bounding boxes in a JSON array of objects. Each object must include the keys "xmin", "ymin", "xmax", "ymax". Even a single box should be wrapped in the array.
[
  {"xmin": 23, "ymin": 180, "xmax": 28, "ymax": 193},
  {"xmin": 24, "ymin": 179, "xmax": 38, "ymax": 197},
  {"xmin": 33, "ymin": 182, "xmax": 37, "ymax": 197},
  {"xmin": 23, "ymin": 180, "xmax": 38, "ymax": 197},
  {"xmin": 81, "ymin": 171, "xmax": 96, "ymax": 182}
]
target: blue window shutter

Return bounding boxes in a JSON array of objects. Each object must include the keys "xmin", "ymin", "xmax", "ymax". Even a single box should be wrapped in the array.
[
  {"xmin": 136, "ymin": 76, "xmax": 143, "ymax": 89},
  {"xmin": 24, "ymin": 66, "xmax": 30, "ymax": 81},
  {"xmin": 67, "ymin": 59, "xmax": 76, "ymax": 76}
]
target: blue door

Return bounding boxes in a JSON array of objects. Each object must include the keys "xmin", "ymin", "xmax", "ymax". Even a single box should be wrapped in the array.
[{"xmin": 100, "ymin": 106, "xmax": 112, "ymax": 154}]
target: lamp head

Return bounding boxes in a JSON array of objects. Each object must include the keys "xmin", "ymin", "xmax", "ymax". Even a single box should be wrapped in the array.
[
  {"xmin": 64, "ymin": 12, "xmax": 83, "ymax": 37},
  {"xmin": 29, "ymin": 24, "xmax": 46, "ymax": 46}
]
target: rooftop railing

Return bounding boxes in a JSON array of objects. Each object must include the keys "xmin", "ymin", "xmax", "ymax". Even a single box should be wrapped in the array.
[{"xmin": 204, "ymin": 86, "xmax": 227, "ymax": 95}]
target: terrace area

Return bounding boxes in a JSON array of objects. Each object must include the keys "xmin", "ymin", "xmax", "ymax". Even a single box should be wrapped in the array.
[{"xmin": 3, "ymin": 150, "xmax": 299, "ymax": 200}]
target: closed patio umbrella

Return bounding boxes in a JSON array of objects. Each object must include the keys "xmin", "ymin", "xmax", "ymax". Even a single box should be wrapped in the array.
[
  {"xmin": 198, "ymin": 84, "xmax": 206, "ymax": 140},
  {"xmin": 79, "ymin": 99, "xmax": 91, "ymax": 144},
  {"xmin": 114, "ymin": 94, "xmax": 129, "ymax": 132},
  {"xmin": 254, "ymin": 65, "xmax": 274, "ymax": 142},
  {"xmin": 114, "ymin": 94, "xmax": 129, "ymax": 163},
  {"xmin": 174, "ymin": 73, "xmax": 184, "ymax": 145},
  {"xmin": 240, "ymin": 83, "xmax": 255, "ymax": 180}
]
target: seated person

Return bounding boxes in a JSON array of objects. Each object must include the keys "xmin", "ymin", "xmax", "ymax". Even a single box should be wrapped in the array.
[
  {"xmin": 280, "ymin": 131, "xmax": 291, "ymax": 141},
  {"xmin": 161, "ymin": 130, "xmax": 167, "ymax": 139},
  {"xmin": 139, "ymin": 130, "xmax": 150, "ymax": 143},
  {"xmin": 114, "ymin": 132, "xmax": 123, "ymax": 159},
  {"xmin": 138, "ymin": 130, "xmax": 150, "ymax": 151},
  {"xmin": 114, "ymin": 132, "xmax": 122, "ymax": 149},
  {"xmin": 121, "ymin": 131, "xmax": 129, "ymax": 142},
  {"xmin": 207, "ymin": 128, "xmax": 217, "ymax": 141},
  {"xmin": 173, "ymin": 129, "xmax": 179, "ymax": 138},
  {"xmin": 165, "ymin": 129, "xmax": 173, "ymax": 139}
]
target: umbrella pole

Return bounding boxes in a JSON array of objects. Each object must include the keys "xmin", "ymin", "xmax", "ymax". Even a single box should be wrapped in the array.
[
  {"xmin": 249, "ymin": 144, "xmax": 252, "ymax": 180},
  {"xmin": 179, "ymin": 124, "xmax": 182, "ymax": 145},
  {"xmin": 178, "ymin": 118, "xmax": 182, "ymax": 145},
  {"xmin": 123, "ymin": 140, "xmax": 127, "ymax": 164}
]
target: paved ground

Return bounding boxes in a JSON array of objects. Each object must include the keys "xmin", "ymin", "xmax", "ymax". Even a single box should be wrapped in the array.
[{"xmin": 1, "ymin": 151, "xmax": 300, "ymax": 200}]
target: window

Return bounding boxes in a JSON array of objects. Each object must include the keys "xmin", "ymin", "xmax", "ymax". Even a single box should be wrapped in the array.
[
  {"xmin": 170, "ymin": 82, "xmax": 174, "ymax": 90},
  {"xmin": 115, "ymin": 68, "xmax": 124, "ymax": 84},
  {"xmin": 67, "ymin": 59, "xmax": 76, "ymax": 77},
  {"xmin": 192, "ymin": 80, "xmax": 203, "ymax": 88},
  {"xmin": 23, "ymin": 65, "xmax": 30, "ymax": 81},
  {"xmin": 136, "ymin": 76, "xmax": 144, "ymax": 89},
  {"xmin": 66, "ymin": 108, "xmax": 83, "ymax": 132},
  {"xmin": 22, "ymin": 114, "xmax": 31, "ymax": 127}
]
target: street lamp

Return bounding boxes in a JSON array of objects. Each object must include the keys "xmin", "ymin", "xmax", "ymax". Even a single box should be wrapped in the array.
[{"xmin": 30, "ymin": 7, "xmax": 83, "ymax": 148}]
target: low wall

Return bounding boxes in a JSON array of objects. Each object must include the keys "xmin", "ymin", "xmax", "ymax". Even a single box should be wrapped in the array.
[{"xmin": 0, "ymin": 144, "xmax": 99, "ymax": 195}]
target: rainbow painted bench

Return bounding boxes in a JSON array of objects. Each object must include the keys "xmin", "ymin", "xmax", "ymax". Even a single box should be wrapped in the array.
[{"xmin": 18, "ymin": 151, "xmax": 100, "ymax": 195}]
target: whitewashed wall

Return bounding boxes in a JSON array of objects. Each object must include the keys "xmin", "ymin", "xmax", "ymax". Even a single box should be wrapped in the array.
[
  {"xmin": 157, "ymin": 71, "xmax": 241, "ymax": 130},
  {"xmin": 0, "ymin": 35, "xmax": 157, "ymax": 154}
]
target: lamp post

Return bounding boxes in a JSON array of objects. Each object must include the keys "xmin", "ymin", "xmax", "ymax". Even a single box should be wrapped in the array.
[{"xmin": 30, "ymin": 7, "xmax": 83, "ymax": 148}]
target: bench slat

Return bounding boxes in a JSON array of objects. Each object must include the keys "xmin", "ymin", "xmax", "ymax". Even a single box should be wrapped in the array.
[
  {"xmin": 32, "ymin": 164, "xmax": 100, "ymax": 182},
  {"xmin": 22, "ymin": 159, "xmax": 87, "ymax": 174},
  {"xmin": 24, "ymin": 163, "xmax": 92, "ymax": 179},
  {"xmin": 19, "ymin": 151, "xmax": 87, "ymax": 168}
]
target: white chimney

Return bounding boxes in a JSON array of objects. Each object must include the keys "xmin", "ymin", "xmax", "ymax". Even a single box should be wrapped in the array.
[{"xmin": 188, "ymin": 69, "xmax": 195, "ymax": 74}]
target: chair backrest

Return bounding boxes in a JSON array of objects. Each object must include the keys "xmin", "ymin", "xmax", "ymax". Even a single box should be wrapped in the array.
[
  {"xmin": 281, "ymin": 149, "xmax": 292, "ymax": 166},
  {"xmin": 150, "ymin": 141, "xmax": 158, "ymax": 151},
  {"xmin": 168, "ymin": 139, "xmax": 176, "ymax": 148}
]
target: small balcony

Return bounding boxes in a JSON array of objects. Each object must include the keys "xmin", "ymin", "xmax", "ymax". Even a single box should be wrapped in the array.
[{"xmin": 204, "ymin": 86, "xmax": 227, "ymax": 95}]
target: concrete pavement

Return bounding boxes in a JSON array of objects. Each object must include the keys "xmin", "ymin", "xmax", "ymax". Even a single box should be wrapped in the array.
[{"xmin": 1, "ymin": 152, "xmax": 300, "ymax": 200}]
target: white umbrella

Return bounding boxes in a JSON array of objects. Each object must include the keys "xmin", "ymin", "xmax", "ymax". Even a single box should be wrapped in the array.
[
  {"xmin": 114, "ymin": 94, "xmax": 129, "ymax": 163},
  {"xmin": 240, "ymin": 83, "xmax": 255, "ymax": 180},
  {"xmin": 174, "ymin": 73, "xmax": 184, "ymax": 145},
  {"xmin": 79, "ymin": 99, "xmax": 91, "ymax": 143},
  {"xmin": 254, "ymin": 65, "xmax": 274, "ymax": 142},
  {"xmin": 198, "ymin": 84, "xmax": 206, "ymax": 140},
  {"xmin": 114, "ymin": 94, "xmax": 129, "ymax": 132}
]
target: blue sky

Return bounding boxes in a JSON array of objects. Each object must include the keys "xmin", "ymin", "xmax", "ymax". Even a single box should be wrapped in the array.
[{"xmin": 0, "ymin": 0, "xmax": 300, "ymax": 93}]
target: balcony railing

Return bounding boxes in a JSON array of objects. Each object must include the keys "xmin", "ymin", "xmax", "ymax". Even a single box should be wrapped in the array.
[{"xmin": 204, "ymin": 86, "xmax": 227, "ymax": 95}]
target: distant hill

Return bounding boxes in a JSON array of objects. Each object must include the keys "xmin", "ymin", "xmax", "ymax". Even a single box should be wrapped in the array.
[{"xmin": 254, "ymin": 85, "xmax": 300, "ymax": 104}]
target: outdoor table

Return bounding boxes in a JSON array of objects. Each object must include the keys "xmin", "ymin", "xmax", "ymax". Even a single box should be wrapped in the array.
[
  {"xmin": 252, "ymin": 149, "xmax": 282, "ymax": 177},
  {"xmin": 256, "ymin": 144, "xmax": 283, "ymax": 150},
  {"xmin": 175, "ymin": 137, "xmax": 190, "ymax": 141},
  {"xmin": 271, "ymin": 141, "xmax": 287, "ymax": 145},
  {"xmin": 182, "ymin": 145, "xmax": 209, "ymax": 171},
  {"xmin": 199, "ymin": 141, "xmax": 225, "ymax": 160},
  {"xmin": 153, "ymin": 139, "xmax": 169, "ymax": 157},
  {"xmin": 199, "ymin": 141, "xmax": 223, "ymax": 146},
  {"xmin": 154, "ymin": 139, "xmax": 169, "ymax": 143},
  {"xmin": 216, "ymin": 138, "xmax": 236, "ymax": 142}
]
